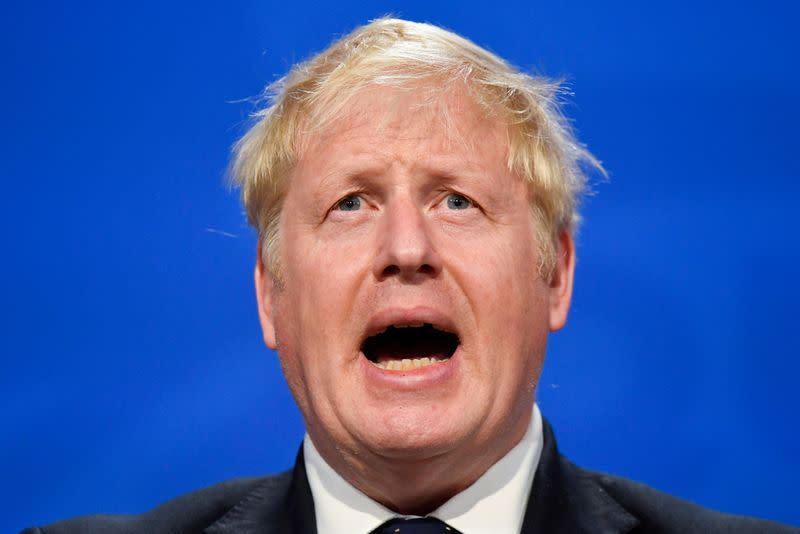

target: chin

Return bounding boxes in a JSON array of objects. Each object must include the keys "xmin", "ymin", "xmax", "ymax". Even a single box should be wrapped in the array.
[{"xmin": 351, "ymin": 400, "xmax": 481, "ymax": 459}]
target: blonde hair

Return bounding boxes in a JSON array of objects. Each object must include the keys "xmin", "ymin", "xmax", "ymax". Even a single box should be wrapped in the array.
[{"xmin": 231, "ymin": 17, "xmax": 603, "ymax": 281}]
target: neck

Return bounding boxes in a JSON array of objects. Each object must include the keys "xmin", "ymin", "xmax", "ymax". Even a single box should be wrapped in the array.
[{"xmin": 309, "ymin": 410, "xmax": 531, "ymax": 515}]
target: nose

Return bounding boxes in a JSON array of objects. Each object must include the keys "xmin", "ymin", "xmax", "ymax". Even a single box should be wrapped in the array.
[{"xmin": 373, "ymin": 196, "xmax": 442, "ymax": 282}]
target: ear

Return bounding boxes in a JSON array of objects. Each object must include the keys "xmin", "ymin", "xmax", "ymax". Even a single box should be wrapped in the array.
[
  {"xmin": 548, "ymin": 230, "xmax": 575, "ymax": 332},
  {"xmin": 254, "ymin": 246, "xmax": 278, "ymax": 349}
]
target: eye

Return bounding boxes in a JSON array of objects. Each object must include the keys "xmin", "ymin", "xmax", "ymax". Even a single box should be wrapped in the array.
[
  {"xmin": 334, "ymin": 195, "xmax": 362, "ymax": 211},
  {"xmin": 445, "ymin": 193, "xmax": 472, "ymax": 210}
]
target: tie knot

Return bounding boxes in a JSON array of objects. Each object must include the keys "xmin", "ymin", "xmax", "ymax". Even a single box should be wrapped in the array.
[{"xmin": 371, "ymin": 517, "xmax": 461, "ymax": 534}]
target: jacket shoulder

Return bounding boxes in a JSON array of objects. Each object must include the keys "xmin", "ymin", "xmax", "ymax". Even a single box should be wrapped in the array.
[
  {"xmin": 22, "ymin": 471, "xmax": 293, "ymax": 534},
  {"xmin": 576, "ymin": 465, "xmax": 798, "ymax": 533}
]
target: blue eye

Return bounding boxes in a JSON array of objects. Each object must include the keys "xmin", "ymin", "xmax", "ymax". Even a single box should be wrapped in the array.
[
  {"xmin": 335, "ymin": 195, "xmax": 361, "ymax": 211},
  {"xmin": 446, "ymin": 193, "xmax": 472, "ymax": 210}
]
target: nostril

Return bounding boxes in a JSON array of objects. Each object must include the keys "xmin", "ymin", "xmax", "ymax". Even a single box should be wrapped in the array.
[
  {"xmin": 418, "ymin": 264, "xmax": 435, "ymax": 275},
  {"xmin": 380, "ymin": 263, "xmax": 436, "ymax": 279},
  {"xmin": 382, "ymin": 265, "xmax": 401, "ymax": 277}
]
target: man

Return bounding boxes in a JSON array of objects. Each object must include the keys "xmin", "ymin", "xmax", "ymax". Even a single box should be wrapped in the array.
[{"xmin": 25, "ymin": 18, "xmax": 797, "ymax": 534}]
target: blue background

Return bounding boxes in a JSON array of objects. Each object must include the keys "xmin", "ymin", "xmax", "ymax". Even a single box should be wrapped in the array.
[{"xmin": 3, "ymin": 1, "xmax": 799, "ymax": 531}]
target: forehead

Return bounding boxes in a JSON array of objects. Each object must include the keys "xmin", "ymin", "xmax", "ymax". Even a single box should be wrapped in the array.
[{"xmin": 292, "ymin": 82, "xmax": 511, "ymax": 180}]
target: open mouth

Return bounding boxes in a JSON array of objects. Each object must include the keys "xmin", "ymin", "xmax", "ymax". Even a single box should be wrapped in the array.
[{"xmin": 362, "ymin": 323, "xmax": 460, "ymax": 371}]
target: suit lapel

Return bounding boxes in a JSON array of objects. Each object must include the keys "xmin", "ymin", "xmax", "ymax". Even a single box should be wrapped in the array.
[
  {"xmin": 520, "ymin": 419, "xmax": 639, "ymax": 534},
  {"xmin": 204, "ymin": 448, "xmax": 317, "ymax": 534},
  {"xmin": 286, "ymin": 449, "xmax": 319, "ymax": 534}
]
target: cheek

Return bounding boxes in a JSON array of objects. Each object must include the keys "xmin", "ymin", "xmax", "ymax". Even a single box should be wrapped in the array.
[
  {"xmin": 448, "ymin": 228, "xmax": 548, "ymax": 364},
  {"xmin": 286, "ymin": 220, "xmax": 372, "ymax": 283},
  {"xmin": 461, "ymin": 229, "xmax": 542, "ymax": 312},
  {"xmin": 275, "ymin": 232, "xmax": 373, "ymax": 377},
  {"xmin": 272, "ymin": 293, "xmax": 351, "ymax": 422},
  {"xmin": 281, "ymin": 224, "xmax": 365, "ymax": 313},
  {"xmin": 272, "ymin": 309, "xmax": 314, "ymax": 415},
  {"xmin": 294, "ymin": 241, "xmax": 371, "ymax": 336}
]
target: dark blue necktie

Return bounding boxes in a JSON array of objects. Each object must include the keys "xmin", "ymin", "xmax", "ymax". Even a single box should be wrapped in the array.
[{"xmin": 371, "ymin": 517, "xmax": 462, "ymax": 534}]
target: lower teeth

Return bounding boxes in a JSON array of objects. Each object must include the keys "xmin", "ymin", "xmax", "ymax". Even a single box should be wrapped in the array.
[{"xmin": 374, "ymin": 357, "xmax": 445, "ymax": 371}]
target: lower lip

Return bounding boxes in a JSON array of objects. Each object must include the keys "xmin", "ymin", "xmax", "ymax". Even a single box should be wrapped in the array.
[{"xmin": 359, "ymin": 347, "xmax": 461, "ymax": 390}]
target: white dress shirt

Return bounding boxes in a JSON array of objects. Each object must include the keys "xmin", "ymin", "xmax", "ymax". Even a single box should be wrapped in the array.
[{"xmin": 303, "ymin": 404, "xmax": 544, "ymax": 534}]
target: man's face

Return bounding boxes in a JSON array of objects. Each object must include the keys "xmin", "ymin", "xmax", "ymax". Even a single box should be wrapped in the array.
[{"xmin": 255, "ymin": 84, "xmax": 574, "ymax": 470}]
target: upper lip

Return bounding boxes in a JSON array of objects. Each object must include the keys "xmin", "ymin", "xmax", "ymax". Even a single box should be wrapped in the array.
[{"xmin": 362, "ymin": 306, "xmax": 460, "ymax": 342}]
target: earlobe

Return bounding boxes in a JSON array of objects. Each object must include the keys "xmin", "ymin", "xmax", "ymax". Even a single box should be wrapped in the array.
[
  {"xmin": 255, "ymin": 249, "xmax": 278, "ymax": 349},
  {"xmin": 548, "ymin": 230, "xmax": 575, "ymax": 332}
]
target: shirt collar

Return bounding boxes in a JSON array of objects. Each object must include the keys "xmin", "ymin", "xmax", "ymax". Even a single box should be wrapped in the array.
[{"xmin": 303, "ymin": 404, "xmax": 544, "ymax": 534}]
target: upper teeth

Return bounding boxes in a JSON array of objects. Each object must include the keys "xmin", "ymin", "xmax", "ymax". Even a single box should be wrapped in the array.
[{"xmin": 375, "ymin": 322, "xmax": 427, "ymax": 335}]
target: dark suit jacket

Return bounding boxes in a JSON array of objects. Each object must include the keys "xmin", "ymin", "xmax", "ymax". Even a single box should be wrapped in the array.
[{"xmin": 23, "ymin": 419, "xmax": 798, "ymax": 533}]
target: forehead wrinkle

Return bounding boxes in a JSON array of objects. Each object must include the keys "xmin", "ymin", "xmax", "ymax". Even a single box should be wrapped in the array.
[
  {"xmin": 408, "ymin": 123, "xmax": 510, "ymax": 187},
  {"xmin": 324, "ymin": 82, "xmax": 488, "ymax": 146},
  {"xmin": 294, "ymin": 84, "xmax": 512, "ymax": 203}
]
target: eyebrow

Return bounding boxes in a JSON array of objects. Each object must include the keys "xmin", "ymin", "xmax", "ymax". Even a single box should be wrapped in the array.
[
  {"xmin": 314, "ymin": 164, "xmax": 386, "ymax": 194},
  {"xmin": 305, "ymin": 148, "xmax": 497, "ymax": 207}
]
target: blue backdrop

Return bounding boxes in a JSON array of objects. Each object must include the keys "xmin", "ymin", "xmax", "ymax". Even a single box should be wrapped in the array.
[{"xmin": 3, "ymin": 1, "xmax": 798, "ymax": 531}]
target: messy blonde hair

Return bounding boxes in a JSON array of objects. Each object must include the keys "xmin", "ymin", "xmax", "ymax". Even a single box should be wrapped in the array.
[{"xmin": 231, "ymin": 17, "xmax": 602, "ymax": 281}]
